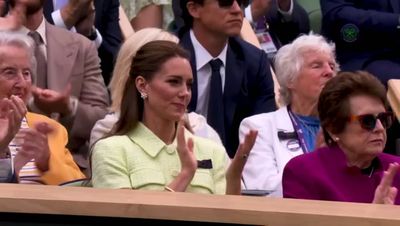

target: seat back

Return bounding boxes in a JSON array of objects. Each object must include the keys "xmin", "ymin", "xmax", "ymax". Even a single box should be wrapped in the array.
[
  {"xmin": 297, "ymin": 0, "xmax": 322, "ymax": 33},
  {"xmin": 387, "ymin": 79, "xmax": 400, "ymax": 155},
  {"xmin": 388, "ymin": 79, "xmax": 400, "ymax": 121}
]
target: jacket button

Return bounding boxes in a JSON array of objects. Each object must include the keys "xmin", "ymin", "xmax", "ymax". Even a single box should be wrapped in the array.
[{"xmin": 165, "ymin": 146, "xmax": 176, "ymax": 155}]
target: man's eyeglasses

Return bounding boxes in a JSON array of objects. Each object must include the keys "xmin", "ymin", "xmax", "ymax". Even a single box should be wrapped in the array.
[
  {"xmin": 217, "ymin": 0, "xmax": 249, "ymax": 8},
  {"xmin": 349, "ymin": 112, "xmax": 394, "ymax": 131}
]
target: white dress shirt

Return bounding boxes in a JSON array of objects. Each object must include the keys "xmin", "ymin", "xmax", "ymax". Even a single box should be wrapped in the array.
[{"xmin": 189, "ymin": 30, "xmax": 228, "ymax": 118}]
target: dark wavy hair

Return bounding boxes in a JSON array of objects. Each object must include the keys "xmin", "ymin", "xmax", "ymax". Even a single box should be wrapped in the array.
[{"xmin": 318, "ymin": 71, "xmax": 389, "ymax": 146}]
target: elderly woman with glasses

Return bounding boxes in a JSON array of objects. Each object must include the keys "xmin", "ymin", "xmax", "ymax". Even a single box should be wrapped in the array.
[
  {"xmin": 283, "ymin": 71, "xmax": 400, "ymax": 205},
  {"xmin": 239, "ymin": 33, "xmax": 337, "ymax": 197},
  {"xmin": 0, "ymin": 31, "xmax": 84, "ymax": 184}
]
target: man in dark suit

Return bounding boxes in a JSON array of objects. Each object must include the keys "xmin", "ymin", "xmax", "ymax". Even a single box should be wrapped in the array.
[
  {"xmin": 43, "ymin": 0, "xmax": 122, "ymax": 85},
  {"xmin": 321, "ymin": 0, "xmax": 400, "ymax": 86},
  {"xmin": 174, "ymin": 0, "xmax": 277, "ymax": 158}
]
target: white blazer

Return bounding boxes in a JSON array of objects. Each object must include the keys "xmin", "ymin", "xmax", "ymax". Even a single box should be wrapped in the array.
[{"xmin": 239, "ymin": 106, "xmax": 305, "ymax": 197}]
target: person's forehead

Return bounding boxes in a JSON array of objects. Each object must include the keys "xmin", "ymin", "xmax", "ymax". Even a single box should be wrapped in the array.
[
  {"xmin": 0, "ymin": 46, "xmax": 31, "ymax": 67},
  {"xmin": 0, "ymin": 45, "xmax": 29, "ymax": 57}
]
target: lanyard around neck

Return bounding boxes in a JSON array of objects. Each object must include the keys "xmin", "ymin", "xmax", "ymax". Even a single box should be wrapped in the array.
[{"xmin": 287, "ymin": 106, "xmax": 310, "ymax": 154}]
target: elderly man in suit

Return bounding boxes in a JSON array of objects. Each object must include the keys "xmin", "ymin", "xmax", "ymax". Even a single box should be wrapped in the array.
[
  {"xmin": 8, "ymin": 0, "xmax": 109, "ymax": 170},
  {"xmin": 173, "ymin": 0, "xmax": 276, "ymax": 158},
  {"xmin": 0, "ymin": 31, "xmax": 85, "ymax": 184},
  {"xmin": 42, "ymin": 0, "xmax": 122, "ymax": 85}
]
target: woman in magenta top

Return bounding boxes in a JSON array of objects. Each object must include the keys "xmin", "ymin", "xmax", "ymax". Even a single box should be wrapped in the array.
[{"xmin": 283, "ymin": 71, "xmax": 400, "ymax": 204}]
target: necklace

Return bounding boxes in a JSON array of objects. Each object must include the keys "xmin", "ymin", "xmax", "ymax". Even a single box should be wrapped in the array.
[
  {"xmin": 368, "ymin": 166, "xmax": 375, "ymax": 178},
  {"xmin": 361, "ymin": 159, "xmax": 377, "ymax": 178}
]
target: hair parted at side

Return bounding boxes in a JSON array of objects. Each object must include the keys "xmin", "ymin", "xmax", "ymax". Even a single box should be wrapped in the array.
[
  {"xmin": 109, "ymin": 28, "xmax": 179, "ymax": 112},
  {"xmin": 110, "ymin": 40, "xmax": 190, "ymax": 136},
  {"xmin": 273, "ymin": 33, "xmax": 338, "ymax": 106},
  {"xmin": 175, "ymin": 0, "xmax": 204, "ymax": 34},
  {"xmin": 318, "ymin": 71, "xmax": 388, "ymax": 146}
]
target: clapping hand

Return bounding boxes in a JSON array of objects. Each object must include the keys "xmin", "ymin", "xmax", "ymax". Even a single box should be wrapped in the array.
[
  {"xmin": 75, "ymin": 6, "xmax": 95, "ymax": 37},
  {"xmin": 0, "ymin": 96, "xmax": 27, "ymax": 152},
  {"xmin": 60, "ymin": 0, "xmax": 94, "ymax": 29},
  {"xmin": 176, "ymin": 120, "xmax": 197, "ymax": 176},
  {"xmin": 373, "ymin": 162, "xmax": 400, "ymax": 204},
  {"xmin": 164, "ymin": 120, "xmax": 197, "ymax": 192},
  {"xmin": 14, "ymin": 122, "xmax": 53, "ymax": 174},
  {"xmin": 32, "ymin": 85, "xmax": 72, "ymax": 116},
  {"xmin": 226, "ymin": 130, "xmax": 258, "ymax": 195}
]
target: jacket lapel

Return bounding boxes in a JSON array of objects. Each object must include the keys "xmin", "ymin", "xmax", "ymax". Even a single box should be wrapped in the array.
[
  {"xmin": 180, "ymin": 31, "xmax": 198, "ymax": 111},
  {"xmin": 45, "ymin": 22, "xmax": 79, "ymax": 92},
  {"xmin": 223, "ymin": 40, "xmax": 244, "ymax": 129},
  {"xmin": 275, "ymin": 106, "xmax": 294, "ymax": 132},
  {"xmin": 275, "ymin": 106, "xmax": 304, "ymax": 154}
]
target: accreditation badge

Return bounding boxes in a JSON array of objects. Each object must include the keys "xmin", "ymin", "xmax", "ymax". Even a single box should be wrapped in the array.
[
  {"xmin": 287, "ymin": 139, "xmax": 301, "ymax": 152},
  {"xmin": 256, "ymin": 31, "xmax": 278, "ymax": 54}
]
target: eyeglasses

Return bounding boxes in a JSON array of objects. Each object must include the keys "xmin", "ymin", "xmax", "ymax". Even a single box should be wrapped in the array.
[
  {"xmin": 349, "ymin": 112, "xmax": 394, "ymax": 131},
  {"xmin": 216, "ymin": 0, "xmax": 249, "ymax": 8},
  {"xmin": 0, "ymin": 68, "xmax": 32, "ymax": 81}
]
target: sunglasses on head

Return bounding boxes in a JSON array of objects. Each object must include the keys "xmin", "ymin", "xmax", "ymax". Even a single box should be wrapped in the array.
[
  {"xmin": 216, "ymin": 0, "xmax": 249, "ymax": 8},
  {"xmin": 349, "ymin": 112, "xmax": 394, "ymax": 131}
]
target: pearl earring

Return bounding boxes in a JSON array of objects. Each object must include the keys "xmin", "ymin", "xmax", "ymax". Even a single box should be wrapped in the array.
[
  {"xmin": 140, "ymin": 92, "xmax": 148, "ymax": 99},
  {"xmin": 334, "ymin": 137, "xmax": 340, "ymax": 141}
]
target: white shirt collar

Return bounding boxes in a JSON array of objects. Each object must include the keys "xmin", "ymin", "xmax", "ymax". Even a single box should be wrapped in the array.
[
  {"xmin": 190, "ymin": 29, "xmax": 228, "ymax": 71},
  {"xmin": 20, "ymin": 16, "xmax": 47, "ymax": 46}
]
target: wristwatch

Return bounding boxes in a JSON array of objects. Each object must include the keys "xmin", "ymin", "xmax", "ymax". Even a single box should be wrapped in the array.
[{"xmin": 87, "ymin": 27, "xmax": 98, "ymax": 41}]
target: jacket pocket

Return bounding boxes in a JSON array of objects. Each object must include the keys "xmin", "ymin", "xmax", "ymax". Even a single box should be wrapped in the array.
[
  {"xmin": 130, "ymin": 168, "xmax": 165, "ymax": 189},
  {"xmin": 189, "ymin": 169, "xmax": 214, "ymax": 194}
]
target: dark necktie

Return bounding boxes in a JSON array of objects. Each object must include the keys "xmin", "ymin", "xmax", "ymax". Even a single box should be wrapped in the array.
[
  {"xmin": 207, "ymin": 59, "xmax": 225, "ymax": 144},
  {"xmin": 28, "ymin": 31, "xmax": 47, "ymax": 88}
]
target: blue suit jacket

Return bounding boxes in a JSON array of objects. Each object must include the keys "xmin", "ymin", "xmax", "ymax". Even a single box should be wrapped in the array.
[
  {"xmin": 179, "ymin": 31, "xmax": 276, "ymax": 158},
  {"xmin": 43, "ymin": 0, "xmax": 122, "ymax": 85},
  {"xmin": 321, "ymin": 0, "xmax": 400, "ymax": 71}
]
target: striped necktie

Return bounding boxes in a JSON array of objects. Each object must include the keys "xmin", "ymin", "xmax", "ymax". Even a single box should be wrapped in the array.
[{"xmin": 28, "ymin": 31, "xmax": 47, "ymax": 88}]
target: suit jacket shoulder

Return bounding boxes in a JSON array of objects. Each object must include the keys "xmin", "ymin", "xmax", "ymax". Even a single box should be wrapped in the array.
[
  {"xmin": 44, "ymin": 21, "xmax": 109, "ymax": 167},
  {"xmin": 46, "ymin": 21, "xmax": 93, "ymax": 47}
]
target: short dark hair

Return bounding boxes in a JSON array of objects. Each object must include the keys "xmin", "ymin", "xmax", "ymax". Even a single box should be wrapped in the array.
[
  {"xmin": 174, "ymin": 0, "xmax": 204, "ymax": 34},
  {"xmin": 318, "ymin": 71, "xmax": 389, "ymax": 145},
  {"xmin": 111, "ymin": 40, "xmax": 190, "ymax": 136}
]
